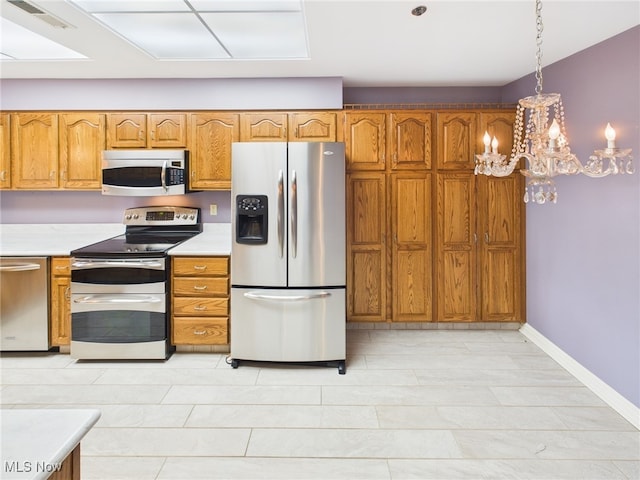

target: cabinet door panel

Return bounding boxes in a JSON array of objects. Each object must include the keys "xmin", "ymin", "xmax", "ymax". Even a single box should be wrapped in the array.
[
  {"xmin": 389, "ymin": 112, "xmax": 432, "ymax": 170},
  {"xmin": 348, "ymin": 248, "xmax": 386, "ymax": 321},
  {"xmin": 189, "ymin": 113, "xmax": 239, "ymax": 190},
  {"xmin": 478, "ymin": 174, "xmax": 524, "ymax": 321},
  {"xmin": 59, "ymin": 113, "xmax": 105, "ymax": 189},
  {"xmin": 0, "ymin": 113, "xmax": 10, "ymax": 189},
  {"xmin": 436, "ymin": 112, "xmax": 476, "ymax": 170},
  {"xmin": 478, "ymin": 112, "xmax": 515, "ymax": 162},
  {"xmin": 149, "ymin": 113, "xmax": 187, "ymax": 147},
  {"xmin": 391, "ymin": 173, "xmax": 432, "ymax": 321},
  {"xmin": 240, "ymin": 113, "xmax": 287, "ymax": 141},
  {"xmin": 11, "ymin": 113, "xmax": 59, "ymax": 189},
  {"xmin": 289, "ymin": 112, "xmax": 336, "ymax": 141},
  {"xmin": 441, "ymin": 250, "xmax": 474, "ymax": 320},
  {"xmin": 436, "ymin": 173, "xmax": 477, "ymax": 321},
  {"xmin": 482, "ymin": 249, "xmax": 519, "ymax": 320},
  {"xmin": 107, "ymin": 113, "xmax": 146, "ymax": 148},
  {"xmin": 346, "ymin": 173, "xmax": 386, "ymax": 322},
  {"xmin": 344, "ymin": 113, "xmax": 386, "ymax": 171}
]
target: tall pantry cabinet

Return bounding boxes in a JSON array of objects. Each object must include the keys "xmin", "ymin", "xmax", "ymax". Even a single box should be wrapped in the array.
[
  {"xmin": 435, "ymin": 110, "xmax": 524, "ymax": 322},
  {"xmin": 345, "ymin": 111, "xmax": 434, "ymax": 323},
  {"xmin": 345, "ymin": 108, "xmax": 524, "ymax": 324}
]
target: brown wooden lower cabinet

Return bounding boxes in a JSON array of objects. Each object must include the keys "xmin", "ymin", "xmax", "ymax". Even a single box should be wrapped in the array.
[
  {"xmin": 171, "ymin": 256, "xmax": 229, "ymax": 345},
  {"xmin": 50, "ymin": 256, "xmax": 71, "ymax": 346}
]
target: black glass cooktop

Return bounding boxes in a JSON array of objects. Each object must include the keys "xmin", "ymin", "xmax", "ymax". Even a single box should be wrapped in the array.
[{"xmin": 72, "ymin": 231, "xmax": 200, "ymax": 258}]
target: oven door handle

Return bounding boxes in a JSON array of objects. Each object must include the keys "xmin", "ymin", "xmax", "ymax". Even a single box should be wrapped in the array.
[
  {"xmin": 72, "ymin": 260, "xmax": 164, "ymax": 269},
  {"xmin": 73, "ymin": 295, "xmax": 163, "ymax": 304}
]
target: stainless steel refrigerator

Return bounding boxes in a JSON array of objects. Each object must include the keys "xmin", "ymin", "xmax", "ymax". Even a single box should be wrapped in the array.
[{"xmin": 230, "ymin": 142, "xmax": 346, "ymax": 374}]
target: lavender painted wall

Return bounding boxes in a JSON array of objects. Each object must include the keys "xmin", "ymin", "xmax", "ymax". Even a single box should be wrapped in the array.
[
  {"xmin": 502, "ymin": 26, "xmax": 640, "ymax": 407},
  {"xmin": 0, "ymin": 190, "xmax": 231, "ymax": 224}
]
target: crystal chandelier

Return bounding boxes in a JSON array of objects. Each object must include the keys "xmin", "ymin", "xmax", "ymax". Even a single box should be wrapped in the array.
[{"xmin": 474, "ymin": 0, "xmax": 634, "ymax": 204}]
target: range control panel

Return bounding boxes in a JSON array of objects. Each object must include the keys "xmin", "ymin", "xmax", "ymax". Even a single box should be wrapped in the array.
[{"xmin": 123, "ymin": 206, "xmax": 200, "ymax": 226}]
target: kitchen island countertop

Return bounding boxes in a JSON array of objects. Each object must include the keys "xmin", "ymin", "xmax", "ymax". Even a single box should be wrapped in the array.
[
  {"xmin": 0, "ymin": 223, "xmax": 231, "ymax": 256},
  {"xmin": 1, "ymin": 408, "xmax": 100, "ymax": 479}
]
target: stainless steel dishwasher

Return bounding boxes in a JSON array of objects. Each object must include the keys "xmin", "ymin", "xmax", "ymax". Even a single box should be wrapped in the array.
[{"xmin": 0, "ymin": 257, "xmax": 50, "ymax": 351}]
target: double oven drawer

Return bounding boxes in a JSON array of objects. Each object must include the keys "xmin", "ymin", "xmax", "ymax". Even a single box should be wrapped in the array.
[{"xmin": 70, "ymin": 257, "xmax": 170, "ymax": 360}]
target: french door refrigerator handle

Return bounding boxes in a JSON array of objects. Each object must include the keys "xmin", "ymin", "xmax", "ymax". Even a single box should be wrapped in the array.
[
  {"xmin": 291, "ymin": 169, "xmax": 297, "ymax": 258},
  {"xmin": 244, "ymin": 291, "xmax": 331, "ymax": 301},
  {"xmin": 278, "ymin": 169, "xmax": 285, "ymax": 258}
]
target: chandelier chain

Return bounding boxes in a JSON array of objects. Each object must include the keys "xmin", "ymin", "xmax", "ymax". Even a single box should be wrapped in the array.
[{"xmin": 534, "ymin": 0, "xmax": 544, "ymax": 95}]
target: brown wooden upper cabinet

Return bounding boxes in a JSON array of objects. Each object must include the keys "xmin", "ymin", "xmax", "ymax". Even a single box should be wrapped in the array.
[
  {"xmin": 59, "ymin": 113, "xmax": 106, "ymax": 189},
  {"xmin": 189, "ymin": 112, "xmax": 239, "ymax": 190},
  {"xmin": 240, "ymin": 113, "xmax": 288, "ymax": 141},
  {"xmin": 344, "ymin": 112, "xmax": 386, "ymax": 171},
  {"xmin": 478, "ymin": 111, "xmax": 516, "ymax": 166},
  {"xmin": 288, "ymin": 112, "xmax": 337, "ymax": 142},
  {"xmin": 240, "ymin": 111, "xmax": 338, "ymax": 142},
  {"xmin": 10, "ymin": 113, "xmax": 59, "ymax": 189},
  {"xmin": 388, "ymin": 112, "xmax": 432, "ymax": 170},
  {"xmin": 107, "ymin": 113, "xmax": 187, "ymax": 148},
  {"xmin": 0, "ymin": 113, "xmax": 10, "ymax": 189},
  {"xmin": 436, "ymin": 112, "xmax": 477, "ymax": 170}
]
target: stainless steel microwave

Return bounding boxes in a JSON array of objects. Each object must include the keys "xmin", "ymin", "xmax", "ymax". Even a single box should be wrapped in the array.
[{"xmin": 101, "ymin": 149, "xmax": 195, "ymax": 196}]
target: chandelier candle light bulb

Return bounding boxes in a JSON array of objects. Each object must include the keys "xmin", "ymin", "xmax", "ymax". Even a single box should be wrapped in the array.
[
  {"xmin": 491, "ymin": 136, "xmax": 499, "ymax": 154},
  {"xmin": 483, "ymin": 131, "xmax": 491, "ymax": 153},
  {"xmin": 605, "ymin": 123, "xmax": 616, "ymax": 150}
]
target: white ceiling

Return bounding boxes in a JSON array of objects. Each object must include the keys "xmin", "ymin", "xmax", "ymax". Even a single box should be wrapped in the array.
[{"xmin": 0, "ymin": 0, "xmax": 638, "ymax": 87}]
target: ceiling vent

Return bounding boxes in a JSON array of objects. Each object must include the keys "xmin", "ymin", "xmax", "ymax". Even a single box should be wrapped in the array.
[{"xmin": 7, "ymin": 0, "xmax": 74, "ymax": 29}]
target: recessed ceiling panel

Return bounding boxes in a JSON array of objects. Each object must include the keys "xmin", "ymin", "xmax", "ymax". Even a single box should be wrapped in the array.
[
  {"xmin": 94, "ymin": 13, "xmax": 229, "ymax": 59},
  {"xmin": 69, "ymin": 0, "xmax": 190, "ymax": 13},
  {"xmin": 0, "ymin": 18, "xmax": 86, "ymax": 60},
  {"xmin": 201, "ymin": 11, "xmax": 308, "ymax": 58},
  {"xmin": 189, "ymin": 0, "xmax": 302, "ymax": 12}
]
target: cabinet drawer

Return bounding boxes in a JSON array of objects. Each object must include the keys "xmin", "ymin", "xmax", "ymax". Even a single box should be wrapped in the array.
[
  {"xmin": 173, "ymin": 277, "xmax": 228, "ymax": 296},
  {"xmin": 173, "ymin": 297, "xmax": 228, "ymax": 316},
  {"xmin": 172, "ymin": 318, "xmax": 228, "ymax": 345},
  {"xmin": 172, "ymin": 257, "xmax": 229, "ymax": 277},
  {"xmin": 51, "ymin": 257, "xmax": 71, "ymax": 276}
]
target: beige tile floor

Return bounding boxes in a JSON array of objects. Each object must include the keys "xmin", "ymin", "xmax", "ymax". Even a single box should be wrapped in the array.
[{"xmin": 1, "ymin": 329, "xmax": 638, "ymax": 479}]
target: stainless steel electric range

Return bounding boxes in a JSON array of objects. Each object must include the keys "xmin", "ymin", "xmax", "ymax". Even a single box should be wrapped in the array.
[{"xmin": 70, "ymin": 206, "xmax": 202, "ymax": 360}]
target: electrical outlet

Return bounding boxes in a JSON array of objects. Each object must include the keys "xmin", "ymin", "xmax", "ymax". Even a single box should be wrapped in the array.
[{"xmin": 209, "ymin": 204, "xmax": 217, "ymax": 216}]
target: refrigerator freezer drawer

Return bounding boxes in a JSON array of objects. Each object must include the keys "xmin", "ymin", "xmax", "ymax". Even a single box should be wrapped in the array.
[{"xmin": 230, "ymin": 287, "xmax": 345, "ymax": 363}]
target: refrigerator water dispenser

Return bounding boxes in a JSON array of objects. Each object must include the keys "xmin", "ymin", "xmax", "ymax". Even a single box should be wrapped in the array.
[{"xmin": 235, "ymin": 195, "xmax": 268, "ymax": 244}]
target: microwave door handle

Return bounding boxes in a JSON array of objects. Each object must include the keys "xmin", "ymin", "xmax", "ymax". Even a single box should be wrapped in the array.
[
  {"xmin": 291, "ymin": 169, "xmax": 297, "ymax": 258},
  {"xmin": 161, "ymin": 160, "xmax": 168, "ymax": 192},
  {"xmin": 277, "ymin": 169, "xmax": 284, "ymax": 258}
]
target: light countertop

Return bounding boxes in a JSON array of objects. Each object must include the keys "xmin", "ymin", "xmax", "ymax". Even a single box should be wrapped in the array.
[
  {"xmin": 1, "ymin": 409, "xmax": 101, "ymax": 479},
  {"xmin": 169, "ymin": 223, "xmax": 231, "ymax": 256},
  {"xmin": 0, "ymin": 223, "xmax": 231, "ymax": 257}
]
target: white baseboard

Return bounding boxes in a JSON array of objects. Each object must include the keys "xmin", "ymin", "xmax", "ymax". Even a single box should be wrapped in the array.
[{"xmin": 519, "ymin": 323, "xmax": 640, "ymax": 430}]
